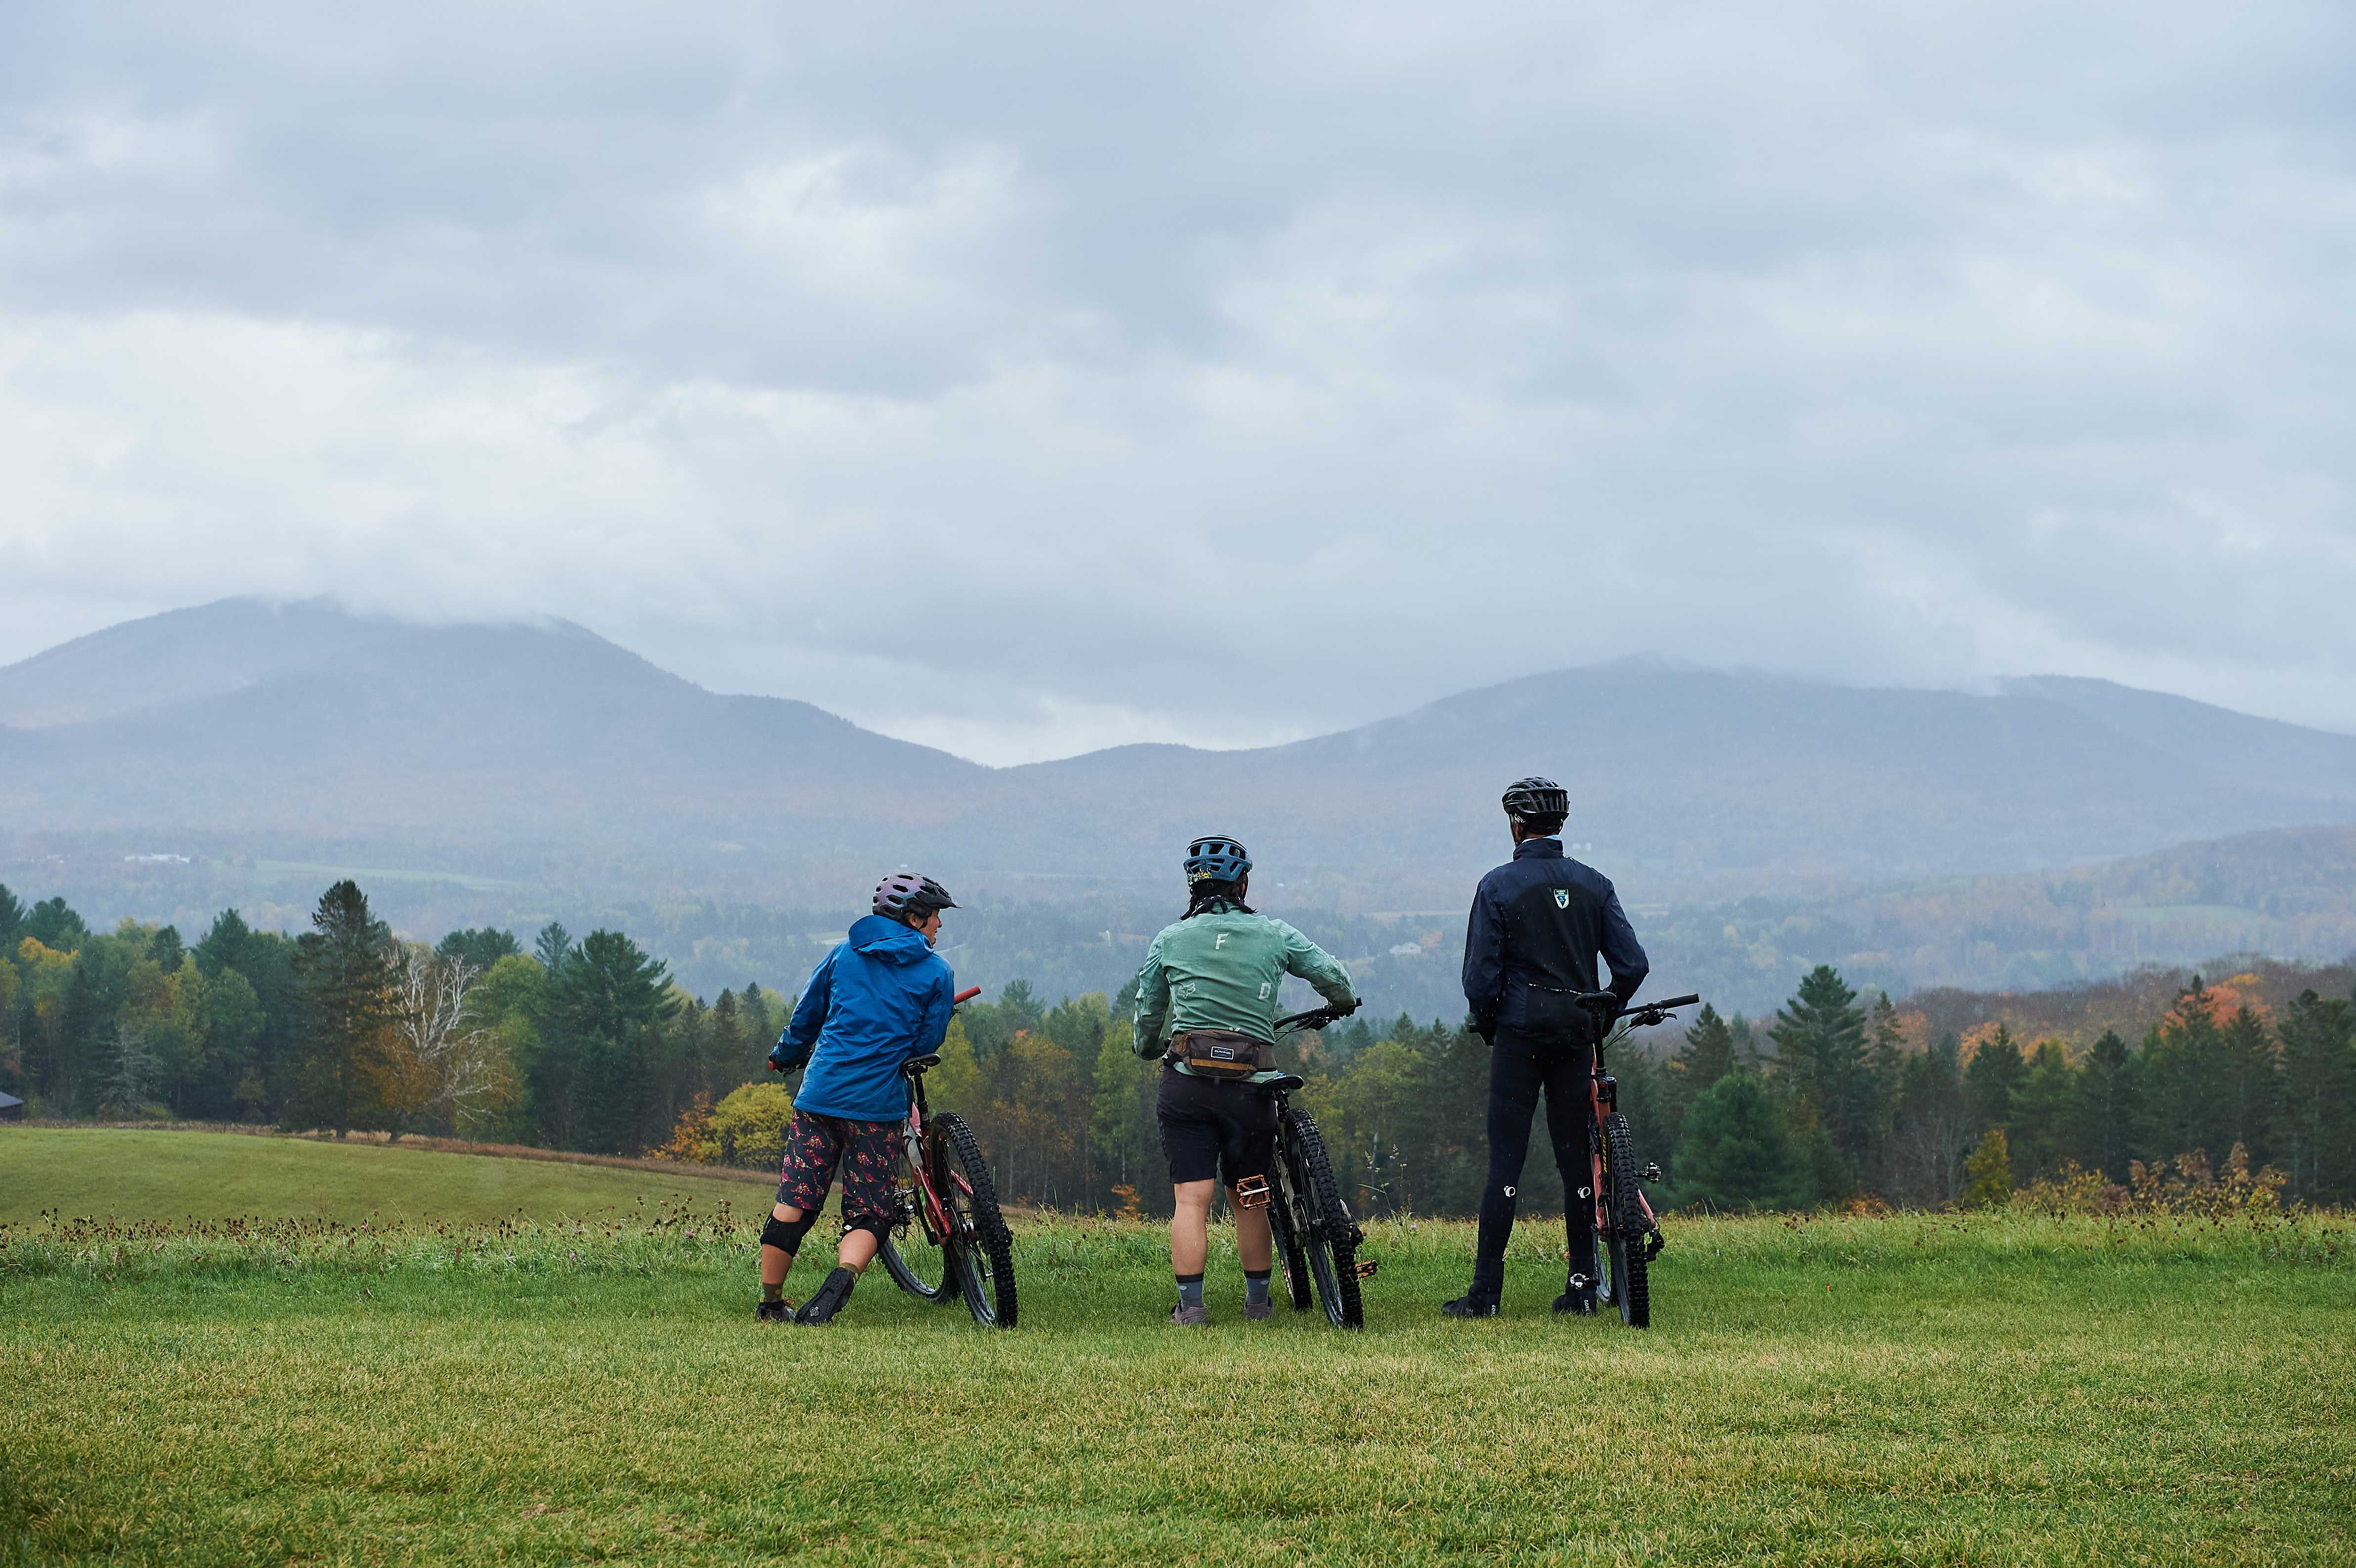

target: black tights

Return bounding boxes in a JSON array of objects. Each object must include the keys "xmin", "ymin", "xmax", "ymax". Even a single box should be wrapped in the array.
[{"xmin": 1472, "ymin": 1030, "xmax": 1595, "ymax": 1299}]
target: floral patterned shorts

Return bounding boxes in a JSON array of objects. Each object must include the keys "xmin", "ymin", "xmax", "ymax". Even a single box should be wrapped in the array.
[{"xmin": 776, "ymin": 1110, "xmax": 906, "ymax": 1221}]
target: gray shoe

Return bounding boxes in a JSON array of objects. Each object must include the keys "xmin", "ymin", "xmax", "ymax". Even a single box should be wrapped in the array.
[
  {"xmin": 1169, "ymin": 1303, "xmax": 1210, "ymax": 1326},
  {"xmin": 1242, "ymin": 1300, "xmax": 1274, "ymax": 1321}
]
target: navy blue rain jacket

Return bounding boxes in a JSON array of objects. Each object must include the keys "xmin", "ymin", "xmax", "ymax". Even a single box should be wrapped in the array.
[
  {"xmin": 1461, "ymin": 839, "xmax": 1650, "ymax": 1037},
  {"xmin": 772, "ymin": 915, "xmax": 956, "ymax": 1122}
]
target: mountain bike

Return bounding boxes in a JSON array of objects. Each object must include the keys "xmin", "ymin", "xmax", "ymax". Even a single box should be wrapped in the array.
[
  {"xmin": 1251, "ymin": 1001, "xmax": 1376, "ymax": 1329},
  {"xmin": 875, "ymin": 986, "xmax": 1018, "ymax": 1327},
  {"xmin": 1565, "ymin": 989, "xmax": 1699, "ymax": 1328}
]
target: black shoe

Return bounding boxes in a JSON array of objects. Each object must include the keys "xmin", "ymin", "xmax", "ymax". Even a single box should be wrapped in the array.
[
  {"xmin": 794, "ymin": 1267, "xmax": 857, "ymax": 1325},
  {"xmin": 1553, "ymin": 1273, "xmax": 1598, "ymax": 1315},
  {"xmin": 1441, "ymin": 1293, "xmax": 1500, "ymax": 1318},
  {"xmin": 755, "ymin": 1296, "xmax": 792, "ymax": 1323}
]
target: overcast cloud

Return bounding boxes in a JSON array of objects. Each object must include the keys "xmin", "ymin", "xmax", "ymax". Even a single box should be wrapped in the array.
[{"xmin": 3, "ymin": 1, "xmax": 2353, "ymax": 762}]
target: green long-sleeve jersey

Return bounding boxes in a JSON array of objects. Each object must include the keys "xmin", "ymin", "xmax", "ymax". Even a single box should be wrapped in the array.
[{"xmin": 1131, "ymin": 908, "xmax": 1358, "ymax": 1082}]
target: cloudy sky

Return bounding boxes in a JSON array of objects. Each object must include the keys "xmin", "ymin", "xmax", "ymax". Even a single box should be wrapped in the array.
[{"xmin": 3, "ymin": 2, "xmax": 2352, "ymax": 763}]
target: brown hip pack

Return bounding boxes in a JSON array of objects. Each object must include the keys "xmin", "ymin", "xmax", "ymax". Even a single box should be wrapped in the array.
[{"xmin": 1173, "ymin": 1029, "xmax": 1273, "ymax": 1082}]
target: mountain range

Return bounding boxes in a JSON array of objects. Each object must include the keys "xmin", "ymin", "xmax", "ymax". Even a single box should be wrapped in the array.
[{"xmin": 5, "ymin": 597, "xmax": 2356, "ymax": 917}]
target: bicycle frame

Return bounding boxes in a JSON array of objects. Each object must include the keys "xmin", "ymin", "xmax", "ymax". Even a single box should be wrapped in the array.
[
  {"xmin": 1575, "ymin": 991, "xmax": 1698, "ymax": 1277},
  {"xmin": 898, "ymin": 985, "xmax": 984, "ymax": 1247}
]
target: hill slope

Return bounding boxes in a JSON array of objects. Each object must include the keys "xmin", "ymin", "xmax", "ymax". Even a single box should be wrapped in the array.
[{"xmin": 6, "ymin": 599, "xmax": 2354, "ymax": 907}]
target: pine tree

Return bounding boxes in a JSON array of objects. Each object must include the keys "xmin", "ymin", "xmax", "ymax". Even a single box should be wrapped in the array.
[
  {"xmin": 1668, "ymin": 1003, "xmax": 1738, "ymax": 1131},
  {"xmin": 1673, "ymin": 1073, "xmax": 1806, "ymax": 1212},
  {"xmin": 1964, "ymin": 1023, "xmax": 2026, "ymax": 1138},
  {"xmin": 285, "ymin": 881, "xmax": 393, "ymax": 1137},
  {"xmin": 2139, "ymin": 977, "xmax": 2233, "ymax": 1161},
  {"xmin": 2008, "ymin": 1040, "xmax": 2075, "ymax": 1180},
  {"xmin": 2221, "ymin": 1005, "xmax": 2280, "ymax": 1168},
  {"xmin": 2069, "ymin": 1029, "xmax": 2138, "ymax": 1180},
  {"xmin": 2274, "ymin": 991, "xmax": 2356, "ymax": 1204},
  {"xmin": 1768, "ymin": 965, "xmax": 1875, "ymax": 1179}
]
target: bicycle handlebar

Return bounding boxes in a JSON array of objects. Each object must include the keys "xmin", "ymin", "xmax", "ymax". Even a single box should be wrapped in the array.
[
  {"xmin": 952, "ymin": 986, "xmax": 982, "ymax": 1006},
  {"xmin": 1273, "ymin": 998, "xmax": 1364, "ymax": 1035}
]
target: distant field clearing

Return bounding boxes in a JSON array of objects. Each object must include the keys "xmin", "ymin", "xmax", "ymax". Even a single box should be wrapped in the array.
[{"xmin": 0, "ymin": 1129, "xmax": 767, "ymax": 1226}]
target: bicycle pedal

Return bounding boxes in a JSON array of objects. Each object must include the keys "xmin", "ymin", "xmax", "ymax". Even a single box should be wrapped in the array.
[
  {"xmin": 1232, "ymin": 1175, "xmax": 1272, "ymax": 1210},
  {"xmin": 1354, "ymin": 1259, "xmax": 1379, "ymax": 1279}
]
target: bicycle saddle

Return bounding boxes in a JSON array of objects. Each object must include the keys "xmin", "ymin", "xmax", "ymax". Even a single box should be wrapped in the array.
[
  {"xmin": 1267, "ymin": 1074, "xmax": 1306, "ymax": 1094},
  {"xmin": 900, "ymin": 1053, "xmax": 942, "ymax": 1079}
]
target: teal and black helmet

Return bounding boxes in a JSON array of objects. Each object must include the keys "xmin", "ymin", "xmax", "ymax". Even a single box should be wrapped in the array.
[{"xmin": 1184, "ymin": 835, "xmax": 1252, "ymax": 885}]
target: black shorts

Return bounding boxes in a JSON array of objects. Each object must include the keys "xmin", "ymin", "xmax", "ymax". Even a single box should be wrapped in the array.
[
  {"xmin": 775, "ymin": 1110, "xmax": 904, "ymax": 1221},
  {"xmin": 1156, "ymin": 1066, "xmax": 1277, "ymax": 1188}
]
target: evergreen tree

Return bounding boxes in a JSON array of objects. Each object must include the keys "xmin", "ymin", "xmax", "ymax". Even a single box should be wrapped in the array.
[
  {"xmin": 2221, "ymin": 1005, "xmax": 2280, "ymax": 1168},
  {"xmin": 285, "ymin": 881, "xmax": 393, "ymax": 1136},
  {"xmin": 533, "ymin": 922, "xmax": 575, "ymax": 975},
  {"xmin": 1964, "ymin": 1023, "xmax": 2026, "ymax": 1138},
  {"xmin": 2138, "ymin": 978, "xmax": 2233, "ymax": 1161},
  {"xmin": 2008, "ymin": 1040, "xmax": 2074, "ymax": 1180},
  {"xmin": 2069, "ymin": 1029, "xmax": 2139, "ymax": 1181},
  {"xmin": 1768, "ymin": 966, "xmax": 1876, "ymax": 1175},
  {"xmin": 25, "ymin": 897, "xmax": 88, "ymax": 951},
  {"xmin": 1673, "ymin": 1072, "xmax": 1806, "ymax": 1212},
  {"xmin": 437, "ymin": 927, "xmax": 522, "ymax": 971},
  {"xmin": 1667, "ymin": 1003, "xmax": 1738, "ymax": 1129},
  {"xmin": 0, "ymin": 883, "xmax": 23, "ymax": 947},
  {"xmin": 541, "ymin": 929, "xmax": 677, "ymax": 1152},
  {"xmin": 2274, "ymin": 991, "xmax": 2356, "ymax": 1204}
]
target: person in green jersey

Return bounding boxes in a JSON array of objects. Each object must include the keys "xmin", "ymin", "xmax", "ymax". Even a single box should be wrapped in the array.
[{"xmin": 1132, "ymin": 835, "xmax": 1358, "ymax": 1325}]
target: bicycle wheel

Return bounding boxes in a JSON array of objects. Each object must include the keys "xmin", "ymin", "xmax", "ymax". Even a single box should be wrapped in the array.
[
  {"xmin": 1278, "ymin": 1105, "xmax": 1363, "ymax": 1329},
  {"xmin": 936, "ymin": 1113, "xmax": 1018, "ymax": 1328},
  {"xmin": 1268, "ymin": 1142, "xmax": 1316, "ymax": 1312},
  {"xmin": 1600, "ymin": 1112, "xmax": 1650, "ymax": 1328},
  {"xmin": 876, "ymin": 1146, "xmax": 959, "ymax": 1305}
]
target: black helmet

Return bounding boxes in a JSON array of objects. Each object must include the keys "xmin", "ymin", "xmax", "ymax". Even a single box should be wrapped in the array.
[
  {"xmin": 873, "ymin": 872, "xmax": 958, "ymax": 921},
  {"xmin": 1183, "ymin": 835, "xmax": 1252, "ymax": 885},
  {"xmin": 1501, "ymin": 776, "xmax": 1569, "ymax": 828}
]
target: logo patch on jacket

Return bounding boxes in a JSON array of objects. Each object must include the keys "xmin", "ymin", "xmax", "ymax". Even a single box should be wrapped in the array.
[{"xmin": 1553, "ymin": 889, "xmax": 1570, "ymax": 909}]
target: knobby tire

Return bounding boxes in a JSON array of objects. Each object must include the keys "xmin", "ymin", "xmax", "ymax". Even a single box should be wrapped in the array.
[
  {"xmin": 1269, "ymin": 1167, "xmax": 1316, "ymax": 1312},
  {"xmin": 1601, "ymin": 1112, "xmax": 1650, "ymax": 1328},
  {"xmin": 1279, "ymin": 1105, "xmax": 1363, "ymax": 1329},
  {"xmin": 937, "ymin": 1112, "xmax": 1018, "ymax": 1328}
]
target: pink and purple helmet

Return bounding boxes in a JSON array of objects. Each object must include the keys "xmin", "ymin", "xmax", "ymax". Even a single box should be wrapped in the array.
[{"xmin": 873, "ymin": 872, "xmax": 958, "ymax": 921}]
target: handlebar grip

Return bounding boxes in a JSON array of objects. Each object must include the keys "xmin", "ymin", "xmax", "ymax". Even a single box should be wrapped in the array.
[
  {"xmin": 952, "ymin": 986, "xmax": 982, "ymax": 1005},
  {"xmin": 1646, "ymin": 993, "xmax": 1702, "ymax": 1010}
]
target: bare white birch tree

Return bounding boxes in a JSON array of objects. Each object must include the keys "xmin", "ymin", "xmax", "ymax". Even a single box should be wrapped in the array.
[{"xmin": 387, "ymin": 942, "xmax": 504, "ymax": 1137}]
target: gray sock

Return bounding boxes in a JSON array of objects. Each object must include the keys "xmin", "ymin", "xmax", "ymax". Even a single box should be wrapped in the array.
[
  {"xmin": 1244, "ymin": 1269, "xmax": 1272, "ymax": 1307},
  {"xmin": 1176, "ymin": 1272, "xmax": 1205, "ymax": 1310}
]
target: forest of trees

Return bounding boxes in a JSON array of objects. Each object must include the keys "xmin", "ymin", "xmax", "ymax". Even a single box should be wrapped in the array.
[
  {"xmin": 6, "ymin": 878, "xmax": 2353, "ymax": 1215},
  {"xmin": 0, "ymin": 880, "xmax": 781, "ymax": 1152}
]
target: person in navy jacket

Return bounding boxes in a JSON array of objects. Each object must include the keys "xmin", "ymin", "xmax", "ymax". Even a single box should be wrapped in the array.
[
  {"xmin": 755, "ymin": 872, "xmax": 958, "ymax": 1325},
  {"xmin": 1447, "ymin": 777, "xmax": 1649, "ymax": 1319}
]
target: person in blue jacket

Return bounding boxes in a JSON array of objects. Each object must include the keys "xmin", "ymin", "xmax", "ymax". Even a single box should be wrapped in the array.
[{"xmin": 756, "ymin": 872, "xmax": 958, "ymax": 1325}]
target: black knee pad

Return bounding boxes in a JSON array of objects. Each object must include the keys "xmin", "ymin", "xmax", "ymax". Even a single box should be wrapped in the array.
[
  {"xmin": 762, "ymin": 1211, "xmax": 816, "ymax": 1255},
  {"xmin": 841, "ymin": 1213, "xmax": 892, "ymax": 1244}
]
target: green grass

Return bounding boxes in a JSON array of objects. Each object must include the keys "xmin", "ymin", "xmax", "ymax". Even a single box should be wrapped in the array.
[
  {"xmin": 3, "ymin": 1161, "xmax": 2350, "ymax": 1567},
  {"xmin": 0, "ymin": 1129, "xmax": 760, "ymax": 1227}
]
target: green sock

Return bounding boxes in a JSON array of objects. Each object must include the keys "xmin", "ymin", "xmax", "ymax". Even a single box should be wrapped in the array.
[{"xmin": 762, "ymin": 1283, "xmax": 783, "ymax": 1303}]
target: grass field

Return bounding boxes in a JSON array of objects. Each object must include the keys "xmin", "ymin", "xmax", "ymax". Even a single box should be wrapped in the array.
[
  {"xmin": 0, "ymin": 1129, "xmax": 761, "ymax": 1226},
  {"xmin": 3, "ymin": 1137, "xmax": 2353, "ymax": 1566}
]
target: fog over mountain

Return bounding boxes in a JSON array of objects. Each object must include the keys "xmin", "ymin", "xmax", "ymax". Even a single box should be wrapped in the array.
[{"xmin": 6, "ymin": 600, "xmax": 2353, "ymax": 924}]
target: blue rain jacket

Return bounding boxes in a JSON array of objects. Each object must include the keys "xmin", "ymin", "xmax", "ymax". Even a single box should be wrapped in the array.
[{"xmin": 772, "ymin": 915, "xmax": 956, "ymax": 1122}]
